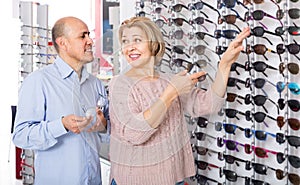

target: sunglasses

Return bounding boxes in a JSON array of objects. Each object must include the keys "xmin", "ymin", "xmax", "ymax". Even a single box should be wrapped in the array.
[
  {"xmin": 188, "ymin": 1, "xmax": 221, "ymax": 18},
  {"xmin": 245, "ymin": 177, "xmax": 271, "ymax": 185},
  {"xmin": 277, "ymin": 116, "xmax": 300, "ymax": 130},
  {"xmin": 166, "ymin": 45, "xmax": 190, "ymax": 58},
  {"xmin": 277, "ymin": 98, "xmax": 300, "ymax": 112},
  {"xmin": 194, "ymin": 159, "xmax": 219, "ymax": 170},
  {"xmin": 168, "ymin": 17, "xmax": 194, "ymax": 29},
  {"xmin": 226, "ymin": 92, "xmax": 245, "ymax": 104},
  {"xmin": 244, "ymin": 128, "xmax": 276, "ymax": 141},
  {"xmin": 245, "ymin": 110, "xmax": 276, "ymax": 127},
  {"xmin": 171, "ymin": 3, "xmax": 189, "ymax": 13},
  {"xmin": 214, "ymin": 29, "xmax": 240, "ymax": 39},
  {"xmin": 244, "ymin": 144, "xmax": 278, "ymax": 158},
  {"xmin": 276, "ymin": 133, "xmax": 300, "ymax": 148},
  {"xmin": 217, "ymin": 137, "xmax": 245, "ymax": 152},
  {"xmin": 217, "ymin": 0, "xmax": 249, "ymax": 10},
  {"xmin": 244, "ymin": 94, "xmax": 279, "ymax": 114},
  {"xmin": 190, "ymin": 16, "xmax": 217, "ymax": 29},
  {"xmin": 218, "ymin": 152, "xmax": 247, "ymax": 166},
  {"xmin": 277, "ymin": 172, "xmax": 300, "ymax": 185},
  {"xmin": 245, "ymin": 161, "xmax": 276, "ymax": 175},
  {"xmin": 276, "ymin": 40, "xmax": 300, "ymax": 61},
  {"xmin": 277, "ymin": 152, "xmax": 300, "ymax": 168},
  {"xmin": 191, "ymin": 144, "xmax": 219, "ymax": 156},
  {"xmin": 275, "ymin": 22, "xmax": 300, "ymax": 36},
  {"xmin": 278, "ymin": 8, "xmax": 300, "ymax": 19},
  {"xmin": 171, "ymin": 58, "xmax": 194, "ymax": 72},
  {"xmin": 279, "ymin": 62, "xmax": 299, "ymax": 76},
  {"xmin": 221, "ymin": 168, "xmax": 247, "ymax": 182},
  {"xmin": 245, "ymin": 61, "xmax": 277, "ymax": 77},
  {"xmin": 215, "ymin": 122, "xmax": 245, "ymax": 135},
  {"xmin": 245, "ymin": 10, "xmax": 283, "ymax": 26},
  {"xmin": 245, "ymin": 77, "xmax": 276, "ymax": 96},
  {"xmin": 276, "ymin": 81, "xmax": 300, "ymax": 97},
  {"xmin": 193, "ymin": 174, "xmax": 222, "ymax": 185},
  {"xmin": 218, "ymin": 9, "xmax": 245, "ymax": 32},
  {"xmin": 191, "ymin": 131, "xmax": 216, "ymax": 141},
  {"xmin": 227, "ymin": 77, "xmax": 247, "ymax": 90},
  {"xmin": 224, "ymin": 108, "xmax": 246, "ymax": 120},
  {"xmin": 250, "ymin": 26, "xmax": 284, "ymax": 45},
  {"xmin": 245, "ymin": 44, "xmax": 277, "ymax": 61}
]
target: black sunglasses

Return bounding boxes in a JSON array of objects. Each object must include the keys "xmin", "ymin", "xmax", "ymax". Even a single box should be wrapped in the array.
[
  {"xmin": 276, "ymin": 133, "xmax": 300, "ymax": 148},
  {"xmin": 245, "ymin": 161, "xmax": 276, "ymax": 175},
  {"xmin": 277, "ymin": 152, "xmax": 300, "ymax": 168},
  {"xmin": 217, "ymin": 137, "xmax": 245, "ymax": 152},
  {"xmin": 188, "ymin": 1, "xmax": 221, "ymax": 18},
  {"xmin": 166, "ymin": 45, "xmax": 190, "ymax": 58},
  {"xmin": 276, "ymin": 40, "xmax": 300, "ymax": 61},
  {"xmin": 245, "ymin": 10, "xmax": 283, "ymax": 26},
  {"xmin": 275, "ymin": 22, "xmax": 300, "ymax": 36},
  {"xmin": 218, "ymin": 152, "xmax": 247, "ymax": 166},
  {"xmin": 191, "ymin": 144, "xmax": 219, "ymax": 156},
  {"xmin": 217, "ymin": 0, "xmax": 249, "ymax": 10},
  {"xmin": 215, "ymin": 122, "xmax": 245, "ymax": 135},
  {"xmin": 227, "ymin": 77, "xmax": 247, "ymax": 90},
  {"xmin": 224, "ymin": 108, "xmax": 246, "ymax": 120},
  {"xmin": 171, "ymin": 58, "xmax": 194, "ymax": 72},
  {"xmin": 171, "ymin": 3, "xmax": 189, "ymax": 12},
  {"xmin": 214, "ymin": 29, "xmax": 240, "ymax": 39},
  {"xmin": 191, "ymin": 131, "xmax": 216, "ymax": 141},
  {"xmin": 250, "ymin": 26, "xmax": 284, "ymax": 45},
  {"xmin": 221, "ymin": 168, "xmax": 248, "ymax": 182},
  {"xmin": 277, "ymin": 116, "xmax": 300, "ymax": 131},
  {"xmin": 245, "ymin": 77, "xmax": 276, "ymax": 96},
  {"xmin": 245, "ymin": 61, "xmax": 277, "ymax": 77},
  {"xmin": 277, "ymin": 98, "xmax": 300, "ymax": 112},
  {"xmin": 278, "ymin": 8, "xmax": 300, "ymax": 19},
  {"xmin": 218, "ymin": 9, "xmax": 245, "ymax": 32},
  {"xmin": 245, "ymin": 110, "xmax": 276, "ymax": 127},
  {"xmin": 244, "ymin": 94, "xmax": 279, "ymax": 114},
  {"xmin": 244, "ymin": 128, "xmax": 276, "ymax": 141}
]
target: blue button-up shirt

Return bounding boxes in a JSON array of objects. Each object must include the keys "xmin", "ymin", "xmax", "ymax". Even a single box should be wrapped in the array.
[{"xmin": 12, "ymin": 57, "xmax": 109, "ymax": 185}]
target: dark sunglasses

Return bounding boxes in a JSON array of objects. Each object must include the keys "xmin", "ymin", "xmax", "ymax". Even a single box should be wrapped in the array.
[
  {"xmin": 278, "ymin": 8, "xmax": 300, "ymax": 19},
  {"xmin": 279, "ymin": 62, "xmax": 299, "ymax": 76},
  {"xmin": 171, "ymin": 58, "xmax": 194, "ymax": 72},
  {"xmin": 221, "ymin": 168, "xmax": 247, "ymax": 182},
  {"xmin": 245, "ymin": 77, "xmax": 276, "ymax": 96},
  {"xmin": 166, "ymin": 45, "xmax": 190, "ymax": 58},
  {"xmin": 224, "ymin": 108, "xmax": 246, "ymax": 120},
  {"xmin": 245, "ymin": 44, "xmax": 277, "ymax": 61},
  {"xmin": 245, "ymin": 10, "xmax": 283, "ymax": 26},
  {"xmin": 227, "ymin": 77, "xmax": 247, "ymax": 90},
  {"xmin": 194, "ymin": 159, "xmax": 219, "ymax": 170},
  {"xmin": 277, "ymin": 152, "xmax": 300, "ymax": 168},
  {"xmin": 245, "ymin": 161, "xmax": 276, "ymax": 175},
  {"xmin": 217, "ymin": 0, "xmax": 249, "ymax": 10},
  {"xmin": 193, "ymin": 174, "xmax": 222, "ymax": 185},
  {"xmin": 218, "ymin": 9, "xmax": 245, "ymax": 32},
  {"xmin": 245, "ymin": 177, "xmax": 271, "ymax": 185},
  {"xmin": 191, "ymin": 131, "xmax": 216, "ymax": 141},
  {"xmin": 276, "ymin": 40, "xmax": 300, "ymax": 61},
  {"xmin": 191, "ymin": 144, "xmax": 218, "ymax": 156},
  {"xmin": 245, "ymin": 110, "xmax": 276, "ymax": 125},
  {"xmin": 215, "ymin": 122, "xmax": 245, "ymax": 135},
  {"xmin": 168, "ymin": 17, "xmax": 194, "ymax": 29},
  {"xmin": 214, "ymin": 29, "xmax": 240, "ymax": 39},
  {"xmin": 275, "ymin": 22, "xmax": 300, "ymax": 36},
  {"xmin": 277, "ymin": 116, "xmax": 300, "ymax": 130},
  {"xmin": 218, "ymin": 152, "xmax": 247, "ymax": 166},
  {"xmin": 244, "ymin": 128, "xmax": 276, "ymax": 141},
  {"xmin": 276, "ymin": 133, "xmax": 300, "ymax": 148},
  {"xmin": 244, "ymin": 144, "xmax": 278, "ymax": 158},
  {"xmin": 244, "ymin": 94, "xmax": 279, "ymax": 114},
  {"xmin": 226, "ymin": 92, "xmax": 245, "ymax": 104},
  {"xmin": 276, "ymin": 81, "xmax": 300, "ymax": 96},
  {"xmin": 217, "ymin": 137, "xmax": 245, "ymax": 152},
  {"xmin": 188, "ymin": 1, "xmax": 221, "ymax": 18},
  {"xmin": 171, "ymin": 3, "xmax": 189, "ymax": 12},
  {"xmin": 245, "ymin": 61, "xmax": 277, "ymax": 77},
  {"xmin": 250, "ymin": 26, "xmax": 284, "ymax": 45},
  {"xmin": 277, "ymin": 98, "xmax": 300, "ymax": 112}
]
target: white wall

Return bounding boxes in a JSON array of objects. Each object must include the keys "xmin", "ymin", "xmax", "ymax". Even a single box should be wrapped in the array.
[{"xmin": 0, "ymin": 0, "xmax": 94, "ymax": 184}]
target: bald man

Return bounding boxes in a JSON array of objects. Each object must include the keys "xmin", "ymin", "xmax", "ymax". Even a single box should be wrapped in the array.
[{"xmin": 13, "ymin": 16, "xmax": 109, "ymax": 185}]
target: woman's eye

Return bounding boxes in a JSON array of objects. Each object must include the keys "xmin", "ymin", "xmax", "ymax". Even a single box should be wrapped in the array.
[
  {"xmin": 122, "ymin": 39, "xmax": 128, "ymax": 44},
  {"xmin": 135, "ymin": 38, "xmax": 142, "ymax": 43}
]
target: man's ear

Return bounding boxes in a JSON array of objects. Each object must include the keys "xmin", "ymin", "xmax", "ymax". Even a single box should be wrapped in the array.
[{"xmin": 56, "ymin": 37, "xmax": 67, "ymax": 51}]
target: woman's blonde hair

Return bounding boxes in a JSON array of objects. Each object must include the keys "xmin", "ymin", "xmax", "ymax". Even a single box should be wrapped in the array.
[{"xmin": 118, "ymin": 17, "xmax": 166, "ymax": 65}]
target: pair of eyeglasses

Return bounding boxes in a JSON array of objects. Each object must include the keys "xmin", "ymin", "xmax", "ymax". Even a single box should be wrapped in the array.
[
  {"xmin": 245, "ymin": 110, "xmax": 276, "ymax": 127},
  {"xmin": 279, "ymin": 62, "xmax": 299, "ymax": 76},
  {"xmin": 278, "ymin": 8, "xmax": 300, "ymax": 20},
  {"xmin": 192, "ymin": 174, "xmax": 222, "ymax": 185},
  {"xmin": 245, "ymin": 161, "xmax": 276, "ymax": 175},
  {"xmin": 244, "ymin": 128, "xmax": 276, "ymax": 141},
  {"xmin": 188, "ymin": 1, "xmax": 221, "ymax": 18},
  {"xmin": 250, "ymin": 26, "xmax": 283, "ymax": 45},
  {"xmin": 226, "ymin": 92, "xmax": 245, "ymax": 104},
  {"xmin": 215, "ymin": 122, "xmax": 244, "ymax": 135},
  {"xmin": 189, "ymin": 31, "xmax": 215, "ymax": 42},
  {"xmin": 166, "ymin": 45, "xmax": 190, "ymax": 58},
  {"xmin": 276, "ymin": 171, "xmax": 300, "ymax": 185},
  {"xmin": 191, "ymin": 144, "xmax": 219, "ymax": 156},
  {"xmin": 195, "ymin": 159, "xmax": 219, "ymax": 170},
  {"xmin": 276, "ymin": 133, "xmax": 300, "ymax": 148},
  {"xmin": 190, "ymin": 45, "xmax": 215, "ymax": 62},
  {"xmin": 245, "ymin": 44, "xmax": 277, "ymax": 61},
  {"xmin": 276, "ymin": 40, "xmax": 300, "ymax": 61},
  {"xmin": 244, "ymin": 94, "xmax": 279, "ymax": 114},
  {"xmin": 218, "ymin": 9, "xmax": 245, "ymax": 32},
  {"xmin": 277, "ymin": 116, "xmax": 300, "ymax": 130},
  {"xmin": 245, "ymin": 177, "xmax": 271, "ymax": 185},
  {"xmin": 245, "ymin": 10, "xmax": 283, "ymax": 26},
  {"xmin": 227, "ymin": 77, "xmax": 247, "ymax": 90},
  {"xmin": 278, "ymin": 98, "xmax": 300, "ymax": 112},
  {"xmin": 171, "ymin": 58, "xmax": 194, "ymax": 72},
  {"xmin": 168, "ymin": 17, "xmax": 195, "ymax": 29},
  {"xmin": 218, "ymin": 152, "xmax": 247, "ymax": 166},
  {"xmin": 224, "ymin": 108, "xmax": 246, "ymax": 120},
  {"xmin": 221, "ymin": 168, "xmax": 248, "ymax": 182},
  {"xmin": 277, "ymin": 152, "xmax": 300, "ymax": 168},
  {"xmin": 276, "ymin": 81, "xmax": 300, "ymax": 97},
  {"xmin": 275, "ymin": 22, "xmax": 300, "ymax": 36},
  {"xmin": 214, "ymin": 29, "xmax": 240, "ymax": 39},
  {"xmin": 244, "ymin": 144, "xmax": 278, "ymax": 158},
  {"xmin": 191, "ymin": 131, "xmax": 216, "ymax": 141},
  {"xmin": 190, "ymin": 16, "xmax": 217, "ymax": 29},
  {"xmin": 217, "ymin": 137, "xmax": 245, "ymax": 152},
  {"xmin": 245, "ymin": 77, "xmax": 276, "ymax": 96},
  {"xmin": 171, "ymin": 3, "xmax": 188, "ymax": 12},
  {"xmin": 217, "ymin": 0, "xmax": 249, "ymax": 10},
  {"xmin": 245, "ymin": 61, "xmax": 277, "ymax": 77}
]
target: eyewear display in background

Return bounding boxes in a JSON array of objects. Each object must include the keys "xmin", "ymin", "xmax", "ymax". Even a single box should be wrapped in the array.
[
  {"xmin": 276, "ymin": 40, "xmax": 300, "ymax": 61},
  {"xmin": 191, "ymin": 131, "xmax": 216, "ymax": 141},
  {"xmin": 246, "ymin": 44, "xmax": 277, "ymax": 61},
  {"xmin": 245, "ymin": 61, "xmax": 277, "ymax": 77},
  {"xmin": 250, "ymin": 26, "xmax": 284, "ymax": 44},
  {"xmin": 215, "ymin": 122, "xmax": 245, "ymax": 135},
  {"xmin": 276, "ymin": 116, "xmax": 300, "ymax": 130},
  {"xmin": 276, "ymin": 133, "xmax": 300, "ymax": 148},
  {"xmin": 244, "ymin": 94, "xmax": 279, "ymax": 114},
  {"xmin": 245, "ymin": 110, "xmax": 276, "ymax": 127},
  {"xmin": 218, "ymin": 8, "xmax": 246, "ymax": 32},
  {"xmin": 275, "ymin": 22, "xmax": 300, "ymax": 36},
  {"xmin": 279, "ymin": 62, "xmax": 299, "ymax": 76},
  {"xmin": 214, "ymin": 29, "xmax": 240, "ymax": 39},
  {"xmin": 192, "ymin": 174, "xmax": 222, "ymax": 185},
  {"xmin": 245, "ymin": 9, "xmax": 283, "ymax": 27},
  {"xmin": 194, "ymin": 159, "xmax": 219, "ymax": 170},
  {"xmin": 220, "ymin": 168, "xmax": 248, "ymax": 182},
  {"xmin": 188, "ymin": 1, "xmax": 221, "ymax": 18},
  {"xmin": 245, "ymin": 161, "xmax": 276, "ymax": 175},
  {"xmin": 277, "ymin": 152, "xmax": 300, "ymax": 168},
  {"xmin": 217, "ymin": 0, "xmax": 249, "ymax": 10},
  {"xmin": 277, "ymin": 98, "xmax": 300, "ymax": 112},
  {"xmin": 276, "ymin": 81, "xmax": 300, "ymax": 97},
  {"xmin": 191, "ymin": 144, "xmax": 219, "ymax": 156},
  {"xmin": 218, "ymin": 152, "xmax": 247, "ymax": 166},
  {"xmin": 217, "ymin": 137, "xmax": 245, "ymax": 152},
  {"xmin": 244, "ymin": 128, "xmax": 276, "ymax": 141},
  {"xmin": 244, "ymin": 144, "xmax": 278, "ymax": 158}
]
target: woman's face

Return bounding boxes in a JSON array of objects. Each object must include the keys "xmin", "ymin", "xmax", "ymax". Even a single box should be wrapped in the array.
[{"xmin": 121, "ymin": 26, "xmax": 153, "ymax": 67}]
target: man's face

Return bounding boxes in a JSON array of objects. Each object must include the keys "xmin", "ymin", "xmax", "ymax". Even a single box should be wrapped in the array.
[{"xmin": 64, "ymin": 20, "xmax": 94, "ymax": 65}]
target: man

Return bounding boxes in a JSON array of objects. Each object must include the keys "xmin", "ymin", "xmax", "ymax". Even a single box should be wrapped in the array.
[{"xmin": 13, "ymin": 16, "xmax": 109, "ymax": 185}]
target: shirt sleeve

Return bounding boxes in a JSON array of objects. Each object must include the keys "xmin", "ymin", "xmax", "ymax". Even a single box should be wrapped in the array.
[
  {"xmin": 12, "ymin": 73, "xmax": 67, "ymax": 150},
  {"xmin": 181, "ymin": 86, "xmax": 225, "ymax": 118}
]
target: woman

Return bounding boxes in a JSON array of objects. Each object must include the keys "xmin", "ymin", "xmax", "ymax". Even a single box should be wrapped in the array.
[{"xmin": 108, "ymin": 16, "xmax": 250, "ymax": 185}]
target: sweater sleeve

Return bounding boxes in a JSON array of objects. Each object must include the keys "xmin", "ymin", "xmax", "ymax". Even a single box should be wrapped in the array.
[
  {"xmin": 181, "ymin": 86, "xmax": 225, "ymax": 118},
  {"xmin": 109, "ymin": 76, "xmax": 158, "ymax": 145}
]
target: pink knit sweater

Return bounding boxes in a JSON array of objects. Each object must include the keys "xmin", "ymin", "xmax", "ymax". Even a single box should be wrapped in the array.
[{"xmin": 108, "ymin": 73, "xmax": 224, "ymax": 185}]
